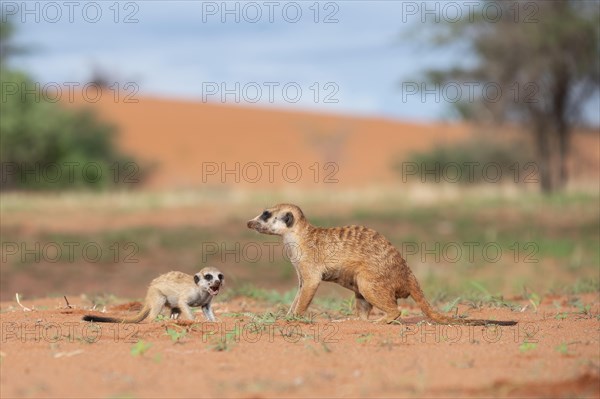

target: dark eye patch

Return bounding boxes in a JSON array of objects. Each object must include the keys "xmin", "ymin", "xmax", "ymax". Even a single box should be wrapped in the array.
[
  {"xmin": 217, "ymin": 274, "xmax": 224, "ymax": 280},
  {"xmin": 204, "ymin": 274, "xmax": 213, "ymax": 281},
  {"xmin": 260, "ymin": 210, "xmax": 272, "ymax": 221}
]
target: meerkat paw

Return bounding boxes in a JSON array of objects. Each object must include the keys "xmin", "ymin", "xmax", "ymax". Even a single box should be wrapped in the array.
[{"xmin": 373, "ymin": 313, "xmax": 401, "ymax": 324}]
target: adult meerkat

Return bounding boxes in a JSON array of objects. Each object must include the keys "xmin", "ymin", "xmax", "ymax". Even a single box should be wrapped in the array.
[
  {"xmin": 247, "ymin": 204, "xmax": 516, "ymax": 326},
  {"xmin": 82, "ymin": 267, "xmax": 224, "ymax": 323}
]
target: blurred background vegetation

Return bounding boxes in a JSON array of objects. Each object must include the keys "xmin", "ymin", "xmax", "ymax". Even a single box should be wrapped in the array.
[
  {"xmin": 418, "ymin": 1, "xmax": 599, "ymax": 192},
  {"xmin": 1, "ymin": 19, "xmax": 141, "ymax": 190}
]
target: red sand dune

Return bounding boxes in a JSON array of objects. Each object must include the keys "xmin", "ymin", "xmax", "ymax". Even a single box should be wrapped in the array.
[{"xmin": 76, "ymin": 95, "xmax": 599, "ymax": 190}]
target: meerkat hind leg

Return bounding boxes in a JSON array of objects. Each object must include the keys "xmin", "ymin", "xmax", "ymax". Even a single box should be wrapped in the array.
[
  {"xmin": 147, "ymin": 295, "xmax": 167, "ymax": 322},
  {"xmin": 355, "ymin": 293, "xmax": 373, "ymax": 320},
  {"xmin": 177, "ymin": 300, "xmax": 195, "ymax": 321},
  {"xmin": 358, "ymin": 284, "xmax": 401, "ymax": 324},
  {"xmin": 373, "ymin": 304, "xmax": 401, "ymax": 324}
]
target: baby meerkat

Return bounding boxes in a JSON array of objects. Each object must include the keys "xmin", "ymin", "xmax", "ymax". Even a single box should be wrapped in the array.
[
  {"xmin": 82, "ymin": 267, "xmax": 224, "ymax": 323},
  {"xmin": 247, "ymin": 204, "xmax": 516, "ymax": 326}
]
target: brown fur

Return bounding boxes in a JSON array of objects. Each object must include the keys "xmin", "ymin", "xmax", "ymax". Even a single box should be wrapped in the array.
[{"xmin": 248, "ymin": 204, "xmax": 516, "ymax": 326}]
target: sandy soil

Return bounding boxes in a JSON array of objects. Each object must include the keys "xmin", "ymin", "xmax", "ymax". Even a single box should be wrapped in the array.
[{"xmin": 1, "ymin": 293, "xmax": 598, "ymax": 398}]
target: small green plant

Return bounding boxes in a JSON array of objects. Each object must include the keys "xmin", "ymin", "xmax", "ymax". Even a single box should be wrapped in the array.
[
  {"xmin": 519, "ymin": 342, "xmax": 537, "ymax": 353},
  {"xmin": 442, "ymin": 297, "xmax": 462, "ymax": 313},
  {"xmin": 554, "ymin": 312, "xmax": 568, "ymax": 320},
  {"xmin": 251, "ymin": 311, "xmax": 280, "ymax": 325},
  {"xmin": 154, "ymin": 314, "xmax": 167, "ymax": 322},
  {"xmin": 469, "ymin": 281, "xmax": 491, "ymax": 300},
  {"xmin": 356, "ymin": 333, "xmax": 374, "ymax": 344},
  {"xmin": 339, "ymin": 297, "xmax": 355, "ymax": 316},
  {"xmin": 555, "ymin": 342, "xmax": 570, "ymax": 355},
  {"xmin": 575, "ymin": 301, "xmax": 592, "ymax": 317},
  {"xmin": 165, "ymin": 327, "xmax": 187, "ymax": 343},
  {"xmin": 130, "ymin": 340, "xmax": 152, "ymax": 357},
  {"xmin": 284, "ymin": 313, "xmax": 317, "ymax": 324},
  {"xmin": 277, "ymin": 325, "xmax": 306, "ymax": 341},
  {"xmin": 569, "ymin": 278, "xmax": 599, "ymax": 294},
  {"xmin": 210, "ymin": 326, "xmax": 240, "ymax": 352},
  {"xmin": 567, "ymin": 297, "xmax": 594, "ymax": 318}
]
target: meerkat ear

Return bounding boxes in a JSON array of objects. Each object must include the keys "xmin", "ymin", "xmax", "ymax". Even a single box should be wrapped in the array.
[
  {"xmin": 194, "ymin": 275, "xmax": 200, "ymax": 284},
  {"xmin": 283, "ymin": 212, "xmax": 294, "ymax": 228}
]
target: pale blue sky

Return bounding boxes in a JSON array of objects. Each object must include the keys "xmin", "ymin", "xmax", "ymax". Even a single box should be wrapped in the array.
[{"xmin": 6, "ymin": 0, "xmax": 599, "ymax": 125}]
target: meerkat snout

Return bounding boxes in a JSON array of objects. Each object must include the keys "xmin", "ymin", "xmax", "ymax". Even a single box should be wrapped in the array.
[
  {"xmin": 195, "ymin": 269, "xmax": 224, "ymax": 296},
  {"xmin": 247, "ymin": 207, "xmax": 298, "ymax": 235}
]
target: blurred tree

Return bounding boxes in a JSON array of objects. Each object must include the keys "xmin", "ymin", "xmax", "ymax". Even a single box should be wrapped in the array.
[
  {"xmin": 422, "ymin": 0, "xmax": 599, "ymax": 192},
  {"xmin": 0, "ymin": 19, "xmax": 142, "ymax": 190},
  {"xmin": 0, "ymin": 17, "xmax": 26, "ymax": 65}
]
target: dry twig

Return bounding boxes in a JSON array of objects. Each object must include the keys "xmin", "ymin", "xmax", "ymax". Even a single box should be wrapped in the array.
[{"xmin": 15, "ymin": 293, "xmax": 32, "ymax": 312}]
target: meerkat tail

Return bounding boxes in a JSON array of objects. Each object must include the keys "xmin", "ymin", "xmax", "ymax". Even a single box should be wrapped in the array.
[
  {"xmin": 408, "ymin": 275, "xmax": 517, "ymax": 326},
  {"xmin": 82, "ymin": 305, "xmax": 151, "ymax": 324}
]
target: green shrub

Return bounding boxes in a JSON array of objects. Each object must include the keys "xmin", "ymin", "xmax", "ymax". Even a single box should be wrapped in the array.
[
  {"xmin": 1, "ymin": 19, "xmax": 145, "ymax": 190},
  {"xmin": 394, "ymin": 136, "xmax": 536, "ymax": 185},
  {"xmin": 1, "ymin": 70, "xmax": 143, "ymax": 190}
]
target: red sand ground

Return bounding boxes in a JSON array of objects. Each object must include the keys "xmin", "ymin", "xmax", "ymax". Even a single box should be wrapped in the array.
[{"xmin": 1, "ymin": 293, "xmax": 598, "ymax": 398}]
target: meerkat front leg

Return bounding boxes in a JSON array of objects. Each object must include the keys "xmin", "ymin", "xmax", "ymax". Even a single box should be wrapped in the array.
[
  {"xmin": 201, "ymin": 304, "xmax": 216, "ymax": 322},
  {"xmin": 287, "ymin": 279, "xmax": 303, "ymax": 316},
  {"xmin": 291, "ymin": 278, "xmax": 320, "ymax": 315},
  {"xmin": 287, "ymin": 263, "xmax": 308, "ymax": 316},
  {"xmin": 169, "ymin": 307, "xmax": 181, "ymax": 320}
]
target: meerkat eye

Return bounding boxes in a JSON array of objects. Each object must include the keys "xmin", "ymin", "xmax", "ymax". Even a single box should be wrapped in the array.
[
  {"xmin": 204, "ymin": 274, "xmax": 213, "ymax": 281},
  {"xmin": 260, "ymin": 210, "xmax": 272, "ymax": 221},
  {"xmin": 217, "ymin": 274, "xmax": 224, "ymax": 280}
]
